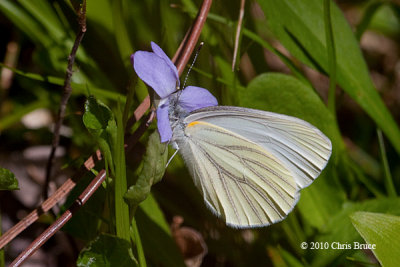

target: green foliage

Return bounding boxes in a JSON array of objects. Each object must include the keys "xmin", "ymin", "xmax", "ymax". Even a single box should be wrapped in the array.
[
  {"xmin": 125, "ymin": 131, "xmax": 168, "ymax": 208},
  {"xmin": 259, "ymin": 0, "xmax": 400, "ymax": 154},
  {"xmin": 312, "ymin": 198, "xmax": 400, "ymax": 266},
  {"xmin": 1, "ymin": 0, "xmax": 399, "ymax": 265},
  {"xmin": 83, "ymin": 96, "xmax": 117, "ymax": 174},
  {"xmin": 0, "ymin": 167, "xmax": 19, "ymax": 191},
  {"xmin": 83, "ymin": 96, "xmax": 130, "ymax": 242},
  {"xmin": 136, "ymin": 195, "xmax": 185, "ymax": 267},
  {"xmin": 77, "ymin": 234, "xmax": 137, "ymax": 267},
  {"xmin": 351, "ymin": 211, "xmax": 400, "ymax": 267}
]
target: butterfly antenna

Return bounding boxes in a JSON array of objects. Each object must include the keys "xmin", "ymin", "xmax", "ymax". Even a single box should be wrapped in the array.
[
  {"xmin": 165, "ymin": 148, "xmax": 179, "ymax": 168},
  {"xmin": 182, "ymin": 42, "xmax": 204, "ymax": 89}
]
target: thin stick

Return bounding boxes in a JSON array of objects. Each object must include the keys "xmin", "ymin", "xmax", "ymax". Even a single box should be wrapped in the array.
[
  {"xmin": 0, "ymin": 151, "xmax": 102, "ymax": 250},
  {"xmin": 174, "ymin": 0, "xmax": 213, "ymax": 76},
  {"xmin": 125, "ymin": 95, "xmax": 150, "ymax": 131},
  {"xmin": 10, "ymin": 170, "xmax": 107, "ymax": 267},
  {"xmin": 232, "ymin": 0, "xmax": 245, "ymax": 71},
  {"xmin": 43, "ymin": 0, "xmax": 87, "ymax": 200}
]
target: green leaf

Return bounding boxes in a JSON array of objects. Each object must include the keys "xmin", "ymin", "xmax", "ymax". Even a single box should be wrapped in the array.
[
  {"xmin": 83, "ymin": 96, "xmax": 114, "ymax": 131},
  {"xmin": 124, "ymin": 131, "xmax": 168, "ymax": 207},
  {"xmin": 312, "ymin": 198, "xmax": 400, "ymax": 266},
  {"xmin": 270, "ymin": 246, "xmax": 304, "ymax": 267},
  {"xmin": 369, "ymin": 4, "xmax": 400, "ymax": 37},
  {"xmin": 258, "ymin": 0, "xmax": 400, "ymax": 154},
  {"xmin": 350, "ymin": 211, "xmax": 400, "ymax": 267},
  {"xmin": 297, "ymin": 165, "xmax": 344, "ymax": 230},
  {"xmin": 0, "ymin": 167, "xmax": 19, "ymax": 191},
  {"xmin": 77, "ymin": 234, "xmax": 137, "ymax": 267},
  {"xmin": 83, "ymin": 96, "xmax": 117, "ymax": 174},
  {"xmin": 136, "ymin": 195, "xmax": 185, "ymax": 267}
]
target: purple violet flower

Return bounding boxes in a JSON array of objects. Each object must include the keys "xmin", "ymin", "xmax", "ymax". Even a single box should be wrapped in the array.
[{"xmin": 132, "ymin": 42, "xmax": 218, "ymax": 143}]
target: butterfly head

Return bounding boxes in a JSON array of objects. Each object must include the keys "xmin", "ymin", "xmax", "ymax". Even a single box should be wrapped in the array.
[{"xmin": 132, "ymin": 42, "xmax": 218, "ymax": 143}]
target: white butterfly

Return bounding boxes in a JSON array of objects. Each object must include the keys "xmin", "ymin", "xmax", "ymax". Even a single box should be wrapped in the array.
[
  {"xmin": 170, "ymin": 104, "xmax": 332, "ymax": 228},
  {"xmin": 132, "ymin": 42, "xmax": 332, "ymax": 228}
]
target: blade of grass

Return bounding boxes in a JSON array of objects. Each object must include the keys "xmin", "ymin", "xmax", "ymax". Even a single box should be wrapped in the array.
[
  {"xmin": 19, "ymin": 0, "xmax": 65, "ymax": 41},
  {"xmin": 347, "ymin": 159, "xmax": 385, "ymax": 198},
  {"xmin": 123, "ymin": 81, "xmax": 137, "ymax": 128},
  {"xmin": 377, "ymin": 129, "xmax": 397, "ymax": 197},
  {"xmin": 112, "ymin": 0, "xmax": 134, "ymax": 69},
  {"xmin": 355, "ymin": 1, "xmax": 384, "ymax": 41},
  {"xmin": 130, "ymin": 217, "xmax": 146, "ymax": 267},
  {"xmin": 0, "ymin": 1, "xmax": 50, "ymax": 46},
  {"xmin": 192, "ymin": 66, "xmax": 245, "ymax": 90},
  {"xmin": 0, "ymin": 63, "xmax": 125, "ymax": 102},
  {"xmin": 114, "ymin": 103, "xmax": 130, "ymax": 241},
  {"xmin": 232, "ymin": 0, "xmax": 245, "ymax": 71},
  {"xmin": 281, "ymin": 214, "xmax": 305, "ymax": 255},
  {"xmin": 181, "ymin": 7, "xmax": 311, "ymax": 86},
  {"xmin": 259, "ymin": 0, "xmax": 400, "ymax": 154},
  {"xmin": 241, "ymin": 29, "xmax": 311, "ymax": 86},
  {"xmin": 324, "ymin": 0, "xmax": 337, "ymax": 121}
]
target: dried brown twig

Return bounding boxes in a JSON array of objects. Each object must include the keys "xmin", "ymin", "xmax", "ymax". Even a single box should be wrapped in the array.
[
  {"xmin": 10, "ymin": 170, "xmax": 107, "ymax": 267},
  {"xmin": 6, "ymin": 0, "xmax": 213, "ymax": 265},
  {"xmin": 232, "ymin": 0, "xmax": 246, "ymax": 71},
  {"xmin": 173, "ymin": 0, "xmax": 213, "ymax": 75},
  {"xmin": 43, "ymin": 0, "xmax": 87, "ymax": 200},
  {"xmin": 0, "ymin": 151, "xmax": 102, "ymax": 251}
]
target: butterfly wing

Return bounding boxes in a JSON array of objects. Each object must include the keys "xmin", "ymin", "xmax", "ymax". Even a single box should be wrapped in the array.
[
  {"xmin": 178, "ymin": 120, "xmax": 299, "ymax": 228},
  {"xmin": 185, "ymin": 106, "xmax": 332, "ymax": 189}
]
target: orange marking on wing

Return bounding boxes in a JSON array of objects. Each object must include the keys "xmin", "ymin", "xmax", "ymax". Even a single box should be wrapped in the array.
[{"xmin": 187, "ymin": 121, "xmax": 202, "ymax": 128}]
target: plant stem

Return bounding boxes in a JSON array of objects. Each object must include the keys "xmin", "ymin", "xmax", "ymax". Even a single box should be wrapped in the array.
[
  {"xmin": 131, "ymin": 217, "xmax": 146, "ymax": 267},
  {"xmin": 114, "ymin": 106, "xmax": 131, "ymax": 241}
]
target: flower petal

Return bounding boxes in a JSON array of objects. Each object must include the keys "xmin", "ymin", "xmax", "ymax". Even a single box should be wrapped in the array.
[
  {"xmin": 156, "ymin": 100, "xmax": 172, "ymax": 143},
  {"xmin": 133, "ymin": 51, "xmax": 177, "ymax": 98},
  {"xmin": 151, "ymin": 42, "xmax": 180, "ymax": 84},
  {"xmin": 178, "ymin": 86, "xmax": 218, "ymax": 112}
]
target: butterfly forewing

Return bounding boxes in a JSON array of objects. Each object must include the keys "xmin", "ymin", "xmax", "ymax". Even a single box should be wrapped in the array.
[
  {"xmin": 181, "ymin": 120, "xmax": 299, "ymax": 228},
  {"xmin": 185, "ymin": 106, "xmax": 332, "ymax": 189}
]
